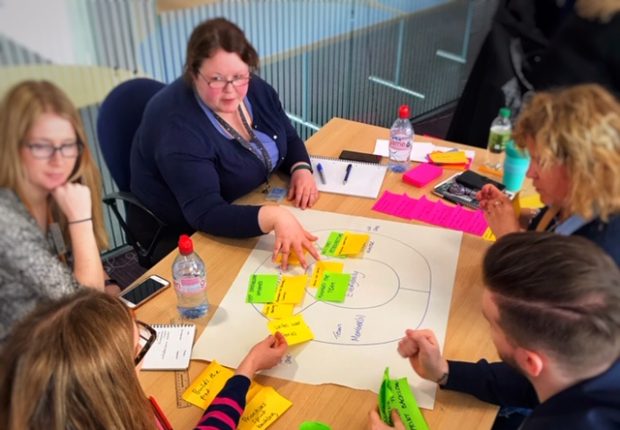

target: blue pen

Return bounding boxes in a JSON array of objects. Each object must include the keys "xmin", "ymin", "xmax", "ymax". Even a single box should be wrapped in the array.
[
  {"xmin": 317, "ymin": 163, "xmax": 327, "ymax": 184},
  {"xmin": 343, "ymin": 163, "xmax": 352, "ymax": 185}
]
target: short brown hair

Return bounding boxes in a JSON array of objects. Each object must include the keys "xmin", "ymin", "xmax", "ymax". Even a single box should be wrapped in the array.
[
  {"xmin": 183, "ymin": 17, "xmax": 259, "ymax": 84},
  {"xmin": 513, "ymin": 84, "xmax": 620, "ymax": 221},
  {"xmin": 0, "ymin": 289, "xmax": 155, "ymax": 429},
  {"xmin": 483, "ymin": 232, "xmax": 620, "ymax": 374}
]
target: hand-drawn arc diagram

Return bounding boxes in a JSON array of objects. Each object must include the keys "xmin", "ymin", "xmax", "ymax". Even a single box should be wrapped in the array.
[{"xmin": 250, "ymin": 228, "xmax": 433, "ymax": 346}]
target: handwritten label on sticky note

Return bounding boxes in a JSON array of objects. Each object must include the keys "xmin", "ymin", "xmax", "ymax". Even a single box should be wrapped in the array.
[
  {"xmin": 337, "ymin": 232, "xmax": 369, "ymax": 256},
  {"xmin": 268, "ymin": 315, "xmax": 314, "ymax": 346},
  {"xmin": 275, "ymin": 275, "xmax": 307, "ymax": 304},
  {"xmin": 182, "ymin": 360, "xmax": 234, "ymax": 409},
  {"xmin": 310, "ymin": 261, "xmax": 345, "ymax": 287},
  {"xmin": 262, "ymin": 303, "xmax": 295, "ymax": 319},
  {"xmin": 317, "ymin": 272, "xmax": 351, "ymax": 302},
  {"xmin": 238, "ymin": 386, "xmax": 292, "ymax": 430},
  {"xmin": 379, "ymin": 367, "xmax": 429, "ymax": 430},
  {"xmin": 247, "ymin": 274, "xmax": 280, "ymax": 303},
  {"xmin": 428, "ymin": 151, "xmax": 467, "ymax": 164},
  {"xmin": 322, "ymin": 232, "xmax": 344, "ymax": 257}
]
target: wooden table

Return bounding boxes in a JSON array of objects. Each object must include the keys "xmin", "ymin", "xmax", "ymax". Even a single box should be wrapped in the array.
[{"xmin": 136, "ymin": 118, "xmax": 500, "ymax": 430}]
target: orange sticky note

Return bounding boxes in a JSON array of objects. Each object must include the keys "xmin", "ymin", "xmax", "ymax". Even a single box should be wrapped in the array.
[
  {"xmin": 238, "ymin": 387, "xmax": 292, "ymax": 430},
  {"xmin": 262, "ymin": 303, "xmax": 295, "ymax": 319},
  {"xmin": 274, "ymin": 275, "xmax": 307, "ymax": 304},
  {"xmin": 275, "ymin": 249, "xmax": 307, "ymax": 266},
  {"xmin": 310, "ymin": 261, "xmax": 344, "ymax": 287},
  {"xmin": 337, "ymin": 232, "xmax": 369, "ymax": 256}
]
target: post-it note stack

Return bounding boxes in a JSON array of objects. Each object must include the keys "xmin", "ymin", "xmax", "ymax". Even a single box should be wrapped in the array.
[
  {"xmin": 428, "ymin": 150, "xmax": 471, "ymax": 170},
  {"xmin": 402, "ymin": 163, "xmax": 443, "ymax": 187}
]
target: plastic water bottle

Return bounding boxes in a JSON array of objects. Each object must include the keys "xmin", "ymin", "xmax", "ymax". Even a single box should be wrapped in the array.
[
  {"xmin": 485, "ymin": 107, "xmax": 512, "ymax": 170},
  {"xmin": 388, "ymin": 104, "xmax": 414, "ymax": 172},
  {"xmin": 172, "ymin": 234, "xmax": 208, "ymax": 318}
]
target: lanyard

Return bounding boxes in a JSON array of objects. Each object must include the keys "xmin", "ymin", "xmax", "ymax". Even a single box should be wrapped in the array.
[
  {"xmin": 210, "ymin": 104, "xmax": 273, "ymax": 193},
  {"xmin": 535, "ymin": 206, "xmax": 588, "ymax": 235}
]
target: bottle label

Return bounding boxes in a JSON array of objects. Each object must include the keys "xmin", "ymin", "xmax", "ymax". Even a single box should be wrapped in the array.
[
  {"xmin": 487, "ymin": 130, "xmax": 510, "ymax": 154},
  {"xmin": 175, "ymin": 277, "xmax": 205, "ymax": 294},
  {"xmin": 389, "ymin": 134, "xmax": 412, "ymax": 151}
]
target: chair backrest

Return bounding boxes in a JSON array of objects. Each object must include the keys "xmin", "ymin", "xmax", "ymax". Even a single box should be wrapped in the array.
[{"xmin": 97, "ymin": 78, "xmax": 165, "ymax": 192}]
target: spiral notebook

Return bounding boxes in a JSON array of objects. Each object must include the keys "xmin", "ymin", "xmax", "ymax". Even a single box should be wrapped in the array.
[
  {"xmin": 141, "ymin": 324, "xmax": 196, "ymax": 370},
  {"xmin": 310, "ymin": 156, "xmax": 388, "ymax": 199}
]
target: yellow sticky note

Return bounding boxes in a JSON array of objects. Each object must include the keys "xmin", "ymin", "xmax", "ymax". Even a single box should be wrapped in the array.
[
  {"xmin": 262, "ymin": 303, "xmax": 295, "ymax": 319},
  {"xmin": 238, "ymin": 386, "xmax": 292, "ymax": 430},
  {"xmin": 428, "ymin": 151, "xmax": 468, "ymax": 164},
  {"xmin": 274, "ymin": 249, "xmax": 307, "ymax": 266},
  {"xmin": 310, "ymin": 261, "xmax": 345, "ymax": 288},
  {"xmin": 482, "ymin": 227, "xmax": 496, "ymax": 242},
  {"xmin": 274, "ymin": 275, "xmax": 307, "ymax": 304},
  {"xmin": 519, "ymin": 193, "xmax": 544, "ymax": 209},
  {"xmin": 337, "ymin": 232, "xmax": 369, "ymax": 256},
  {"xmin": 182, "ymin": 360, "xmax": 234, "ymax": 409},
  {"xmin": 268, "ymin": 314, "xmax": 314, "ymax": 346}
]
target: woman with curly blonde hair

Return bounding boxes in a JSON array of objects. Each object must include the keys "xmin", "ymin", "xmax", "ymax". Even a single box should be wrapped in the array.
[
  {"xmin": 0, "ymin": 80, "xmax": 111, "ymax": 343},
  {"xmin": 478, "ymin": 84, "xmax": 620, "ymax": 264}
]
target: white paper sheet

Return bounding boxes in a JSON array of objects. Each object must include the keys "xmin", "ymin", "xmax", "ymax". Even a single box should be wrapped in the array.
[
  {"xmin": 374, "ymin": 139, "xmax": 476, "ymax": 163},
  {"xmin": 192, "ymin": 208, "xmax": 462, "ymax": 410}
]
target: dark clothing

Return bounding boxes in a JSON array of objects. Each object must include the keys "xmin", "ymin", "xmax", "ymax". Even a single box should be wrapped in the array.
[
  {"xmin": 194, "ymin": 375, "xmax": 250, "ymax": 429},
  {"xmin": 447, "ymin": 0, "xmax": 620, "ymax": 148},
  {"xmin": 130, "ymin": 75, "xmax": 310, "ymax": 244},
  {"xmin": 444, "ymin": 359, "xmax": 620, "ymax": 429},
  {"xmin": 529, "ymin": 207, "xmax": 620, "ymax": 265}
]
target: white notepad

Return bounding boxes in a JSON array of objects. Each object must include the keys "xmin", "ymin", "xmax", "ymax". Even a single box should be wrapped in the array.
[
  {"xmin": 311, "ymin": 156, "xmax": 387, "ymax": 199},
  {"xmin": 141, "ymin": 324, "xmax": 196, "ymax": 370}
]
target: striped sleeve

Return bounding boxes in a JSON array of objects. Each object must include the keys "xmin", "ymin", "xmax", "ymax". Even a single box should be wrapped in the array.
[{"xmin": 193, "ymin": 375, "xmax": 251, "ymax": 430}]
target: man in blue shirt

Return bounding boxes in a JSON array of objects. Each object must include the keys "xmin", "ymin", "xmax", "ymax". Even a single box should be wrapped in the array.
[{"xmin": 371, "ymin": 232, "xmax": 620, "ymax": 429}]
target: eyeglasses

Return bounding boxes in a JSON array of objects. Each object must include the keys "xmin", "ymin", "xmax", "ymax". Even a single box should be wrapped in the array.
[
  {"xmin": 135, "ymin": 320, "xmax": 157, "ymax": 365},
  {"xmin": 198, "ymin": 71, "xmax": 251, "ymax": 89},
  {"xmin": 24, "ymin": 142, "xmax": 81, "ymax": 159}
]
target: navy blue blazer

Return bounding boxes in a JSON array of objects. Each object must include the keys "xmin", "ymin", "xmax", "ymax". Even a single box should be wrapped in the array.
[
  {"xmin": 130, "ymin": 75, "xmax": 310, "ymax": 239},
  {"xmin": 445, "ymin": 359, "xmax": 620, "ymax": 429}
]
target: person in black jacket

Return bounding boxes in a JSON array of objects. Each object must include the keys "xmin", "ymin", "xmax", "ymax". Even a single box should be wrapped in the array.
[
  {"xmin": 447, "ymin": 0, "xmax": 620, "ymax": 148},
  {"xmin": 370, "ymin": 232, "xmax": 620, "ymax": 429}
]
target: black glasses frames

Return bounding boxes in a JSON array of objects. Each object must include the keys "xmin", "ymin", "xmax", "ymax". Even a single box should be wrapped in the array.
[{"xmin": 135, "ymin": 320, "xmax": 157, "ymax": 365}]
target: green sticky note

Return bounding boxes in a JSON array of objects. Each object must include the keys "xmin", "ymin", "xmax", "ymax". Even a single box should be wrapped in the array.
[
  {"xmin": 299, "ymin": 421, "xmax": 332, "ymax": 430},
  {"xmin": 316, "ymin": 272, "xmax": 350, "ymax": 302},
  {"xmin": 246, "ymin": 274, "xmax": 280, "ymax": 303},
  {"xmin": 377, "ymin": 367, "xmax": 429, "ymax": 430},
  {"xmin": 322, "ymin": 232, "xmax": 344, "ymax": 257}
]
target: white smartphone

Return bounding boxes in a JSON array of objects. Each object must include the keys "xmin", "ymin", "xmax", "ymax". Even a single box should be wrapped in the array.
[{"xmin": 119, "ymin": 274, "xmax": 170, "ymax": 308}]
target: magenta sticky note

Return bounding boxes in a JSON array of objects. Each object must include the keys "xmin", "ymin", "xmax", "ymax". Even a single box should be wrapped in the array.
[{"xmin": 403, "ymin": 163, "xmax": 443, "ymax": 187}]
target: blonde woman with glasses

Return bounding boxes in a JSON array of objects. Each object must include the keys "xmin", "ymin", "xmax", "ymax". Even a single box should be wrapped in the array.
[
  {"xmin": 0, "ymin": 289, "xmax": 287, "ymax": 430},
  {"xmin": 477, "ymin": 84, "xmax": 620, "ymax": 264},
  {"xmin": 0, "ymin": 80, "xmax": 113, "ymax": 343}
]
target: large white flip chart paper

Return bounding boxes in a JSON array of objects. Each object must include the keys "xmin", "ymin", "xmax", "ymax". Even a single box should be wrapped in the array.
[{"xmin": 192, "ymin": 208, "xmax": 462, "ymax": 409}]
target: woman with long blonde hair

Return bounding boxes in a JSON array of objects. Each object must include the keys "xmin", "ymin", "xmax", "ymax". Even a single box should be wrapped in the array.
[
  {"xmin": 0, "ymin": 289, "xmax": 287, "ymax": 429},
  {"xmin": 478, "ymin": 84, "xmax": 620, "ymax": 264},
  {"xmin": 0, "ymin": 80, "xmax": 110, "ymax": 342}
]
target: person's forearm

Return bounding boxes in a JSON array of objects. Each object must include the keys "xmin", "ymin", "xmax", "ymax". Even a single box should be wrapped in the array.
[
  {"xmin": 69, "ymin": 222, "xmax": 105, "ymax": 290},
  {"xmin": 257, "ymin": 205, "xmax": 280, "ymax": 234}
]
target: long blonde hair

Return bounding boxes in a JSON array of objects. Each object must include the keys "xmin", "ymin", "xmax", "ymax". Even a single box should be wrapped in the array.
[
  {"xmin": 0, "ymin": 80, "xmax": 108, "ymax": 250},
  {"xmin": 513, "ymin": 84, "xmax": 620, "ymax": 221},
  {"xmin": 0, "ymin": 289, "xmax": 156, "ymax": 429}
]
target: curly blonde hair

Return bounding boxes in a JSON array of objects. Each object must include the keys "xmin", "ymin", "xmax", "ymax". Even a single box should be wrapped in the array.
[{"xmin": 513, "ymin": 84, "xmax": 620, "ymax": 221}]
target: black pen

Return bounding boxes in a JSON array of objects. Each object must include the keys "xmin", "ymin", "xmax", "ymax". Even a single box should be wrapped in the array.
[
  {"xmin": 317, "ymin": 163, "xmax": 327, "ymax": 185},
  {"xmin": 343, "ymin": 164, "xmax": 352, "ymax": 185}
]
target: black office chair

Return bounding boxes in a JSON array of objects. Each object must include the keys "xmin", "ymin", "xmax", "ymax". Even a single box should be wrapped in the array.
[{"xmin": 97, "ymin": 78, "xmax": 167, "ymax": 268}]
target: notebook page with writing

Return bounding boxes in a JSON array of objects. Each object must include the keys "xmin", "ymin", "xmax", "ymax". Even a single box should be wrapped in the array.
[
  {"xmin": 141, "ymin": 324, "xmax": 196, "ymax": 370},
  {"xmin": 310, "ymin": 156, "xmax": 387, "ymax": 199}
]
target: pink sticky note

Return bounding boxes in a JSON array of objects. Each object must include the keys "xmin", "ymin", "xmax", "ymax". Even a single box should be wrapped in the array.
[{"xmin": 403, "ymin": 163, "xmax": 443, "ymax": 187}]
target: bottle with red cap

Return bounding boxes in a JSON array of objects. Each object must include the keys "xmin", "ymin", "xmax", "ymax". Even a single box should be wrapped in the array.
[
  {"xmin": 388, "ymin": 104, "xmax": 415, "ymax": 172},
  {"xmin": 172, "ymin": 234, "xmax": 208, "ymax": 318}
]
